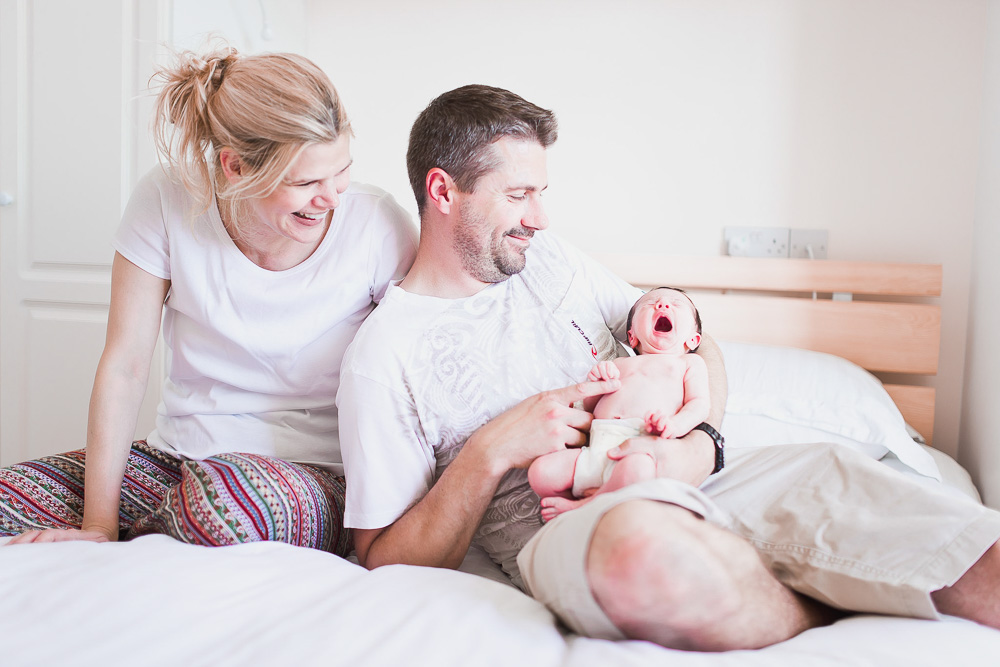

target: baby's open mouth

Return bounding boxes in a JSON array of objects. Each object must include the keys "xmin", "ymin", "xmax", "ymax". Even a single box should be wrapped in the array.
[{"xmin": 654, "ymin": 316, "xmax": 673, "ymax": 332}]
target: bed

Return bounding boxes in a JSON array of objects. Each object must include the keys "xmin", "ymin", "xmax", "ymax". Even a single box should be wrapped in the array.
[{"xmin": 1, "ymin": 255, "xmax": 998, "ymax": 666}]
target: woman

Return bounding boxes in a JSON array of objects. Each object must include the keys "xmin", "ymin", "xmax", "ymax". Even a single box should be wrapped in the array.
[{"xmin": 0, "ymin": 46, "xmax": 417, "ymax": 554}]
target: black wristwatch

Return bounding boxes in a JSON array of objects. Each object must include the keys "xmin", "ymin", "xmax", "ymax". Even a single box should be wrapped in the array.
[{"xmin": 692, "ymin": 422, "xmax": 725, "ymax": 474}]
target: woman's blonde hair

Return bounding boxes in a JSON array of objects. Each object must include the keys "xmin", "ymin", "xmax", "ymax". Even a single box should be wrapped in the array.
[{"xmin": 151, "ymin": 45, "xmax": 351, "ymax": 231}]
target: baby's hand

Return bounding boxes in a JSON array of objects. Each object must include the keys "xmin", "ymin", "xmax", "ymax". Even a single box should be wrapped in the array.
[
  {"xmin": 645, "ymin": 410, "xmax": 675, "ymax": 438},
  {"xmin": 588, "ymin": 360, "xmax": 620, "ymax": 383}
]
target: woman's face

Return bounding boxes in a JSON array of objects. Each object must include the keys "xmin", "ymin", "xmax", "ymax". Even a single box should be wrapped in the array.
[{"xmin": 247, "ymin": 134, "xmax": 353, "ymax": 247}]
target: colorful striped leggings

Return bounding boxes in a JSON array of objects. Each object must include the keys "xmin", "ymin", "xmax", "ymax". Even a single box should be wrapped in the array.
[{"xmin": 0, "ymin": 441, "xmax": 351, "ymax": 556}]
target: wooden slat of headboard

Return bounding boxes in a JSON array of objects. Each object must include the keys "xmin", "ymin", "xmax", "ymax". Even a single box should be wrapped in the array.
[
  {"xmin": 592, "ymin": 255, "xmax": 943, "ymax": 297},
  {"xmin": 884, "ymin": 385, "xmax": 936, "ymax": 446},
  {"xmin": 589, "ymin": 252, "xmax": 943, "ymax": 445},
  {"xmin": 695, "ymin": 293, "xmax": 941, "ymax": 374}
]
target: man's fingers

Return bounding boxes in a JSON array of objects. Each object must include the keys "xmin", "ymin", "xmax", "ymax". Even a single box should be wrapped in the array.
[
  {"xmin": 562, "ymin": 405, "xmax": 594, "ymax": 431},
  {"xmin": 550, "ymin": 378, "xmax": 620, "ymax": 405},
  {"xmin": 608, "ymin": 436, "xmax": 655, "ymax": 460},
  {"xmin": 562, "ymin": 425, "xmax": 589, "ymax": 448}
]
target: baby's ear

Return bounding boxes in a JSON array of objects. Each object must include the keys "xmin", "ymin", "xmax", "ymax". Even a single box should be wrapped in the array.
[
  {"xmin": 685, "ymin": 333, "xmax": 702, "ymax": 352},
  {"xmin": 627, "ymin": 329, "xmax": 638, "ymax": 349}
]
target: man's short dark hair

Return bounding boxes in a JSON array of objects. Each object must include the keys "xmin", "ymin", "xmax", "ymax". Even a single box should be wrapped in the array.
[{"xmin": 406, "ymin": 84, "xmax": 558, "ymax": 215}]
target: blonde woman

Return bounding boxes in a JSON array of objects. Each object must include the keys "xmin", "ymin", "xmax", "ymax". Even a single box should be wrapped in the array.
[{"xmin": 0, "ymin": 47, "xmax": 417, "ymax": 555}]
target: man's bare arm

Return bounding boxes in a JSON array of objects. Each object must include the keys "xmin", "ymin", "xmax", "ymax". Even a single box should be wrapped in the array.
[{"xmin": 355, "ymin": 379, "xmax": 620, "ymax": 569}]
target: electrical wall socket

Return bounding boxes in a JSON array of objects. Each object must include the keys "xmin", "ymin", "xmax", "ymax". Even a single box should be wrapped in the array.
[
  {"xmin": 789, "ymin": 229, "xmax": 828, "ymax": 259},
  {"xmin": 724, "ymin": 227, "xmax": 829, "ymax": 259},
  {"xmin": 724, "ymin": 227, "xmax": 789, "ymax": 258}
]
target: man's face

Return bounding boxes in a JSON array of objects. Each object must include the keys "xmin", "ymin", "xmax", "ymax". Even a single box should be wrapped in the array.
[{"xmin": 453, "ymin": 138, "xmax": 549, "ymax": 284}]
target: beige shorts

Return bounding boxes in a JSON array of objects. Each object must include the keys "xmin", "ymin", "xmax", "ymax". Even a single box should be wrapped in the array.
[{"xmin": 517, "ymin": 442, "xmax": 1000, "ymax": 640}]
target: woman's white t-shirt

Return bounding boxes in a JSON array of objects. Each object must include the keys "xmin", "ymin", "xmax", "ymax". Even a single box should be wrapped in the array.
[{"xmin": 112, "ymin": 167, "xmax": 418, "ymax": 473}]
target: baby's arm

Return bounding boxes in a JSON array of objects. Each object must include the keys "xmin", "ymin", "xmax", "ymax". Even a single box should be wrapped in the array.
[
  {"xmin": 646, "ymin": 355, "xmax": 711, "ymax": 438},
  {"xmin": 668, "ymin": 355, "xmax": 711, "ymax": 435}
]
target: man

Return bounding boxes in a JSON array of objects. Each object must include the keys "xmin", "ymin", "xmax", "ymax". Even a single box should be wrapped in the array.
[{"xmin": 337, "ymin": 84, "xmax": 1000, "ymax": 651}]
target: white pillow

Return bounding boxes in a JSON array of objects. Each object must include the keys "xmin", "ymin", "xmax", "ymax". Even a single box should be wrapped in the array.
[{"xmin": 718, "ymin": 340, "xmax": 941, "ymax": 481}]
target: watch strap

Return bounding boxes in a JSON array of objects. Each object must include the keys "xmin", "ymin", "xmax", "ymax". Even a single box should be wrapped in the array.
[{"xmin": 692, "ymin": 422, "xmax": 725, "ymax": 474}]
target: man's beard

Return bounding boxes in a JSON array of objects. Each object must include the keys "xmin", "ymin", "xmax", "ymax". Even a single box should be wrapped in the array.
[{"xmin": 454, "ymin": 201, "xmax": 532, "ymax": 283}]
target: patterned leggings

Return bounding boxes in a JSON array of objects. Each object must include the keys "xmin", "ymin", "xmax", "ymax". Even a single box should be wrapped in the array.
[{"xmin": 0, "ymin": 441, "xmax": 351, "ymax": 556}]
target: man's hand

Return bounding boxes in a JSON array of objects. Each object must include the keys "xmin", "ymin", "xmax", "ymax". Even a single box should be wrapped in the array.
[
  {"xmin": 608, "ymin": 427, "xmax": 715, "ymax": 487},
  {"xmin": 466, "ymin": 378, "xmax": 621, "ymax": 474},
  {"xmin": 357, "ymin": 378, "xmax": 621, "ymax": 570},
  {"xmin": 6, "ymin": 527, "xmax": 114, "ymax": 545}
]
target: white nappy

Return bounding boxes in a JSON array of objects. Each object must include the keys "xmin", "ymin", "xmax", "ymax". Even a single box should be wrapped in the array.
[{"xmin": 572, "ymin": 418, "xmax": 645, "ymax": 497}]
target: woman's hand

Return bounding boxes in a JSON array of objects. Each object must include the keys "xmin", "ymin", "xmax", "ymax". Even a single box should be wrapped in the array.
[{"xmin": 6, "ymin": 527, "xmax": 114, "ymax": 545}]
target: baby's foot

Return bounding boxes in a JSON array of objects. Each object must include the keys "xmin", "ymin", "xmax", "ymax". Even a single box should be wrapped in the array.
[{"xmin": 540, "ymin": 495, "xmax": 590, "ymax": 522}]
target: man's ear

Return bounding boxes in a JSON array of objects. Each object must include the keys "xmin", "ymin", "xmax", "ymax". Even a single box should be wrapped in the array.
[
  {"xmin": 426, "ymin": 168, "xmax": 456, "ymax": 215},
  {"xmin": 219, "ymin": 148, "xmax": 243, "ymax": 184},
  {"xmin": 685, "ymin": 333, "xmax": 702, "ymax": 352}
]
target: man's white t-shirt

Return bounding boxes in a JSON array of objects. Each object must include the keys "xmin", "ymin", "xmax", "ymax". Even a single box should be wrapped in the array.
[
  {"xmin": 113, "ymin": 167, "xmax": 418, "ymax": 473},
  {"xmin": 338, "ymin": 232, "xmax": 642, "ymax": 585}
]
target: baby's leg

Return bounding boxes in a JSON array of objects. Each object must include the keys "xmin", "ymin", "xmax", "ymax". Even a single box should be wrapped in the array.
[
  {"xmin": 541, "ymin": 453, "xmax": 657, "ymax": 521},
  {"xmin": 528, "ymin": 449, "xmax": 582, "ymax": 500}
]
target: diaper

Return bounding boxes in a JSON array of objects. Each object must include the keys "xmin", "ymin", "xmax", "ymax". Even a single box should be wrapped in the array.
[{"xmin": 572, "ymin": 418, "xmax": 645, "ymax": 498}]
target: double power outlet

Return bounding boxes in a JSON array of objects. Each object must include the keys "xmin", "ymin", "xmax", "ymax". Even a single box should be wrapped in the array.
[{"xmin": 724, "ymin": 227, "xmax": 828, "ymax": 259}]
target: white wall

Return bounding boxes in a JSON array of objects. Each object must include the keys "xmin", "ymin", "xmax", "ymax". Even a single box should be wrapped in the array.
[
  {"xmin": 302, "ymin": 0, "xmax": 988, "ymax": 460},
  {"xmin": 172, "ymin": 0, "xmax": 307, "ymax": 54},
  {"xmin": 962, "ymin": 0, "xmax": 1000, "ymax": 509},
  {"xmin": 162, "ymin": 0, "xmax": 998, "ymax": 495}
]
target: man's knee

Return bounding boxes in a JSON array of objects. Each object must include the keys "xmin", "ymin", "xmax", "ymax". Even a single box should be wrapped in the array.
[{"xmin": 586, "ymin": 499, "xmax": 747, "ymax": 650}]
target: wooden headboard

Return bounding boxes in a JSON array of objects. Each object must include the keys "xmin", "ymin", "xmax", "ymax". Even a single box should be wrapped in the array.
[{"xmin": 591, "ymin": 254, "xmax": 943, "ymax": 445}]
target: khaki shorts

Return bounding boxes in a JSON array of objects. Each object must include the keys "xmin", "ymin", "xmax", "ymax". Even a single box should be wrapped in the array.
[{"xmin": 517, "ymin": 443, "xmax": 1000, "ymax": 640}]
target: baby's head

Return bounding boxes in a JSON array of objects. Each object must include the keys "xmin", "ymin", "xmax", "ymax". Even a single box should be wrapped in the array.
[{"xmin": 625, "ymin": 287, "xmax": 702, "ymax": 355}]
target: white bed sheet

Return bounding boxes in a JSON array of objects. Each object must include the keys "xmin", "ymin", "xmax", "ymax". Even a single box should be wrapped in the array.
[
  {"xmin": 1, "ymin": 533, "xmax": 998, "ymax": 667},
  {"xmin": 2, "ymin": 343, "xmax": 996, "ymax": 664}
]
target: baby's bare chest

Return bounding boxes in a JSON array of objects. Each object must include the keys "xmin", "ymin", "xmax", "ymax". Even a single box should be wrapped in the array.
[{"xmin": 593, "ymin": 355, "xmax": 692, "ymax": 419}]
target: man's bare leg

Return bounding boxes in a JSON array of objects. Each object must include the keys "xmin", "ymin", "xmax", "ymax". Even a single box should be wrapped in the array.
[
  {"xmin": 932, "ymin": 540, "xmax": 1000, "ymax": 628},
  {"xmin": 586, "ymin": 500, "xmax": 839, "ymax": 651}
]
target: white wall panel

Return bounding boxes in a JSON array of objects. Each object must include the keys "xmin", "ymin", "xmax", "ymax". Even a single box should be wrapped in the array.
[
  {"xmin": 26, "ymin": 1, "xmax": 127, "ymax": 267},
  {"xmin": 0, "ymin": 0, "xmax": 164, "ymax": 466},
  {"xmin": 962, "ymin": 0, "xmax": 1000, "ymax": 508},
  {"xmin": 16, "ymin": 306, "xmax": 107, "ymax": 465}
]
